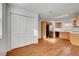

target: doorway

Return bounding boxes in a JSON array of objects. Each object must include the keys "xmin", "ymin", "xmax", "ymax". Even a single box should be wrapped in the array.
[
  {"xmin": 55, "ymin": 31, "xmax": 60, "ymax": 38},
  {"xmin": 46, "ymin": 24, "xmax": 49, "ymax": 38},
  {"xmin": 46, "ymin": 22, "xmax": 53, "ymax": 38}
]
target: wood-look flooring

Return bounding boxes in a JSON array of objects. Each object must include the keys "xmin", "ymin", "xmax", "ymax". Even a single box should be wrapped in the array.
[{"xmin": 6, "ymin": 38, "xmax": 79, "ymax": 56}]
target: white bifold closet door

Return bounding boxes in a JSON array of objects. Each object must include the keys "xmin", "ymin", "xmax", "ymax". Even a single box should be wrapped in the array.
[{"xmin": 11, "ymin": 13, "xmax": 38, "ymax": 49}]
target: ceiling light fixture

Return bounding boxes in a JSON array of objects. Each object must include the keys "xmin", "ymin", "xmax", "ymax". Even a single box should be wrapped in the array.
[
  {"xmin": 54, "ymin": 14, "xmax": 70, "ymax": 19},
  {"xmin": 49, "ymin": 11, "xmax": 53, "ymax": 13}
]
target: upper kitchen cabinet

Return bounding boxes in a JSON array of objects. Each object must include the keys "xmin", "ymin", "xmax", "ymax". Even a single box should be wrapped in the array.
[
  {"xmin": 55, "ymin": 21, "xmax": 62, "ymax": 28},
  {"xmin": 74, "ymin": 16, "xmax": 79, "ymax": 27}
]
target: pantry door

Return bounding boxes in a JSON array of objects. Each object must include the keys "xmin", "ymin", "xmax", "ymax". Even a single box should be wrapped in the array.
[{"xmin": 10, "ymin": 13, "xmax": 37, "ymax": 49}]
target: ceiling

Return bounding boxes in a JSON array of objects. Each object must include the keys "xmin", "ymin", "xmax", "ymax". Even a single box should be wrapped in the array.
[{"xmin": 8, "ymin": 3, "xmax": 79, "ymax": 19}]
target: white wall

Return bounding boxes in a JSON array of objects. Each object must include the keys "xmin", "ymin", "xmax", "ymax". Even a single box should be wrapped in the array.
[
  {"xmin": 53, "ymin": 17, "xmax": 73, "ymax": 32},
  {"xmin": 0, "ymin": 4, "xmax": 2, "ymax": 38},
  {"xmin": 38, "ymin": 15, "xmax": 42, "ymax": 38},
  {"xmin": 0, "ymin": 4, "xmax": 7, "ymax": 56}
]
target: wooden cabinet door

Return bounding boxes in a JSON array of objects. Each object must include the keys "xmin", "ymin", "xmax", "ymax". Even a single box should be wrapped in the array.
[
  {"xmin": 60, "ymin": 32, "xmax": 70, "ymax": 40},
  {"xmin": 70, "ymin": 34, "xmax": 79, "ymax": 46},
  {"xmin": 56, "ymin": 22, "xmax": 61, "ymax": 28},
  {"xmin": 41, "ymin": 20, "xmax": 46, "ymax": 39},
  {"xmin": 75, "ymin": 16, "xmax": 79, "ymax": 26}
]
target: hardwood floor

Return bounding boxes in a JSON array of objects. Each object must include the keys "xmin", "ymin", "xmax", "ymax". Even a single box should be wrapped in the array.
[{"xmin": 6, "ymin": 38, "xmax": 79, "ymax": 56}]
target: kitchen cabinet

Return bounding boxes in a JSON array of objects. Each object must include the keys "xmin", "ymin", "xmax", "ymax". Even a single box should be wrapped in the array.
[
  {"xmin": 56, "ymin": 21, "xmax": 61, "ymax": 28},
  {"xmin": 70, "ymin": 33, "xmax": 79, "ymax": 46},
  {"xmin": 60, "ymin": 32, "xmax": 70, "ymax": 40},
  {"xmin": 74, "ymin": 16, "xmax": 79, "ymax": 27},
  {"xmin": 41, "ymin": 19, "xmax": 46, "ymax": 39}
]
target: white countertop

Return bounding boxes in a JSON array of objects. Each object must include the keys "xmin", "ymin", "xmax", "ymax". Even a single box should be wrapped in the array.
[{"xmin": 71, "ymin": 31, "xmax": 79, "ymax": 34}]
